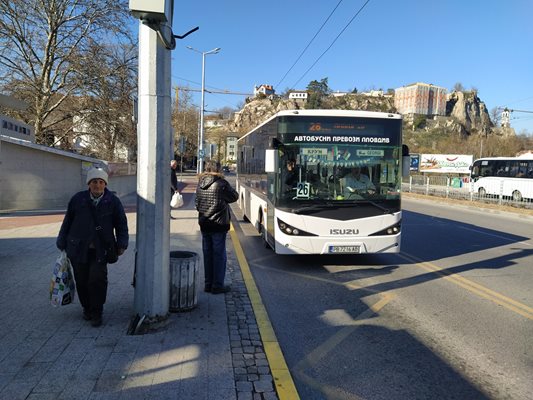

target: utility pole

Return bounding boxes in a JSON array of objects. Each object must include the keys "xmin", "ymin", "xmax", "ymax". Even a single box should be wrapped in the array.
[
  {"xmin": 129, "ymin": 1, "xmax": 174, "ymax": 322},
  {"xmin": 186, "ymin": 47, "xmax": 221, "ymax": 173}
]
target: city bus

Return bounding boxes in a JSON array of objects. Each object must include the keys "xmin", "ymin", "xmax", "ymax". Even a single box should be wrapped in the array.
[
  {"xmin": 470, "ymin": 156, "xmax": 533, "ymax": 202},
  {"xmin": 236, "ymin": 109, "xmax": 410, "ymax": 255}
]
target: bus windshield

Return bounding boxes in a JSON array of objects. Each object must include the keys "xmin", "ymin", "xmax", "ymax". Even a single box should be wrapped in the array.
[{"xmin": 276, "ymin": 143, "xmax": 401, "ymax": 208}]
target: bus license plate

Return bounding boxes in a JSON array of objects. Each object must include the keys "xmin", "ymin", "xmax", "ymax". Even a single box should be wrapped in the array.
[{"xmin": 329, "ymin": 245, "xmax": 360, "ymax": 254}]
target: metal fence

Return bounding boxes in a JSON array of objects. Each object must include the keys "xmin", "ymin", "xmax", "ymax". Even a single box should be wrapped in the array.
[{"xmin": 402, "ymin": 175, "xmax": 533, "ymax": 209}]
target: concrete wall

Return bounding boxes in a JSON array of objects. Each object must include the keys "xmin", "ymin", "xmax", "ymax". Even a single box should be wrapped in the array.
[
  {"xmin": 0, "ymin": 137, "xmax": 136, "ymax": 212},
  {"xmin": 108, "ymin": 174, "xmax": 137, "ymax": 198}
]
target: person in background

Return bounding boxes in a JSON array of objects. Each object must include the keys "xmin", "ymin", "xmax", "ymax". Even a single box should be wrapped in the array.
[
  {"xmin": 195, "ymin": 170, "xmax": 238, "ymax": 294},
  {"xmin": 57, "ymin": 168, "xmax": 129, "ymax": 327},
  {"xmin": 283, "ymin": 158, "xmax": 298, "ymax": 193},
  {"xmin": 170, "ymin": 160, "xmax": 179, "ymax": 219}
]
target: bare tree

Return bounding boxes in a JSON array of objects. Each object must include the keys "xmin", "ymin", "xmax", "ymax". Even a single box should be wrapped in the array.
[
  {"xmin": 71, "ymin": 40, "xmax": 138, "ymax": 161},
  {"xmin": 453, "ymin": 82, "xmax": 465, "ymax": 92},
  {"xmin": 490, "ymin": 107, "xmax": 501, "ymax": 127},
  {"xmin": 172, "ymin": 86, "xmax": 200, "ymax": 166},
  {"xmin": 0, "ymin": 0, "xmax": 131, "ymax": 145}
]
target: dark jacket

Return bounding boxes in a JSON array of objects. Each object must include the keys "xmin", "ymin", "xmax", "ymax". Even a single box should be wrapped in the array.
[
  {"xmin": 171, "ymin": 167, "xmax": 178, "ymax": 192},
  {"xmin": 57, "ymin": 188, "xmax": 129, "ymax": 264},
  {"xmin": 195, "ymin": 173, "xmax": 238, "ymax": 233}
]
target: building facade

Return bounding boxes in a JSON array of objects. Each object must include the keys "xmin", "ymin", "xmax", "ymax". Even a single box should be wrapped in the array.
[
  {"xmin": 0, "ymin": 114, "xmax": 34, "ymax": 142},
  {"xmin": 288, "ymin": 91, "xmax": 308, "ymax": 100},
  {"xmin": 226, "ymin": 136, "xmax": 238, "ymax": 162},
  {"xmin": 254, "ymin": 84, "xmax": 275, "ymax": 97},
  {"xmin": 394, "ymin": 83, "xmax": 447, "ymax": 116}
]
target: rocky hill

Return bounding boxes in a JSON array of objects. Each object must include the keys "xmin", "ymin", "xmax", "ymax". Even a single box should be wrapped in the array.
[{"xmin": 229, "ymin": 91, "xmax": 512, "ymax": 137}]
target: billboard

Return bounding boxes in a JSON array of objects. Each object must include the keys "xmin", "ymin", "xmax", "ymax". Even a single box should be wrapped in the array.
[{"xmin": 419, "ymin": 154, "xmax": 473, "ymax": 174}]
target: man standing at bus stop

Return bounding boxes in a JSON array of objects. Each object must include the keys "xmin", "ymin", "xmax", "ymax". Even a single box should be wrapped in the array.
[{"xmin": 195, "ymin": 169, "xmax": 238, "ymax": 294}]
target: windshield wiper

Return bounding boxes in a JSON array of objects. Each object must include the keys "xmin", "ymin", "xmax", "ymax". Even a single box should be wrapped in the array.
[
  {"xmin": 291, "ymin": 200, "xmax": 391, "ymax": 214},
  {"xmin": 292, "ymin": 204, "xmax": 332, "ymax": 214},
  {"xmin": 357, "ymin": 200, "xmax": 390, "ymax": 213},
  {"xmin": 292, "ymin": 202, "xmax": 356, "ymax": 214}
]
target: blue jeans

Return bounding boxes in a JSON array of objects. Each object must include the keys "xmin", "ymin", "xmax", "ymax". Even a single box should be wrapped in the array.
[{"xmin": 202, "ymin": 231, "xmax": 228, "ymax": 289}]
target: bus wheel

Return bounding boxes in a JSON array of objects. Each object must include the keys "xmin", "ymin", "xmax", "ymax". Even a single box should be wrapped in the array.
[
  {"xmin": 241, "ymin": 195, "xmax": 249, "ymax": 222},
  {"xmin": 478, "ymin": 187, "xmax": 486, "ymax": 198},
  {"xmin": 262, "ymin": 229, "xmax": 271, "ymax": 249},
  {"xmin": 258, "ymin": 212, "xmax": 270, "ymax": 249},
  {"xmin": 512, "ymin": 190, "xmax": 523, "ymax": 202}
]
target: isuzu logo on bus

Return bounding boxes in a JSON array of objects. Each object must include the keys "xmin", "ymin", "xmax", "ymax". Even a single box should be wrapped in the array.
[{"xmin": 330, "ymin": 228, "xmax": 359, "ymax": 235}]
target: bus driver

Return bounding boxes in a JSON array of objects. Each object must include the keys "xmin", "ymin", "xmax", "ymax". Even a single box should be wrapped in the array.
[{"xmin": 343, "ymin": 167, "xmax": 375, "ymax": 197}]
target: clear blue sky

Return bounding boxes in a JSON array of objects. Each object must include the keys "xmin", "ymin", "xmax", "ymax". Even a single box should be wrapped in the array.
[{"xmin": 157, "ymin": 0, "xmax": 533, "ymax": 134}]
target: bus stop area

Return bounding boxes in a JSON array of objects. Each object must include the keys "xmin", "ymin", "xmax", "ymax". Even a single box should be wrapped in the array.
[{"xmin": 0, "ymin": 174, "xmax": 278, "ymax": 400}]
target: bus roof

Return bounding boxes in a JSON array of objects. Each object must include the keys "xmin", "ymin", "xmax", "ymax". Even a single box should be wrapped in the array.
[
  {"xmin": 273, "ymin": 109, "xmax": 401, "ymax": 119},
  {"xmin": 474, "ymin": 156, "xmax": 533, "ymax": 161},
  {"xmin": 238, "ymin": 109, "xmax": 402, "ymax": 142}
]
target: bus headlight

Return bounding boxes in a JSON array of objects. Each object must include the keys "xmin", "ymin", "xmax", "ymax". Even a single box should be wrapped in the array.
[
  {"xmin": 277, "ymin": 218, "xmax": 315, "ymax": 236},
  {"xmin": 387, "ymin": 226, "xmax": 400, "ymax": 234},
  {"xmin": 370, "ymin": 221, "xmax": 401, "ymax": 236}
]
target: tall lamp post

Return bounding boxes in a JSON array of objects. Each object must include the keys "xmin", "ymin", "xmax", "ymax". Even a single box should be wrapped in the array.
[{"xmin": 186, "ymin": 46, "xmax": 221, "ymax": 173}]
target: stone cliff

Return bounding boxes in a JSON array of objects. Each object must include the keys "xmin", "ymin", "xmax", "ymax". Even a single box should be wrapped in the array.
[
  {"xmin": 445, "ymin": 91, "xmax": 494, "ymax": 135},
  {"xmin": 230, "ymin": 94, "xmax": 396, "ymax": 134},
  {"xmin": 229, "ymin": 91, "xmax": 503, "ymax": 137}
]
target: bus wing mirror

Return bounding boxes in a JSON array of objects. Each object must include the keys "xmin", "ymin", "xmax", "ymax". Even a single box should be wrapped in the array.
[
  {"xmin": 402, "ymin": 156, "xmax": 410, "ymax": 178},
  {"xmin": 265, "ymin": 149, "xmax": 277, "ymax": 173},
  {"xmin": 270, "ymin": 138, "xmax": 282, "ymax": 149},
  {"xmin": 402, "ymin": 145, "xmax": 410, "ymax": 178}
]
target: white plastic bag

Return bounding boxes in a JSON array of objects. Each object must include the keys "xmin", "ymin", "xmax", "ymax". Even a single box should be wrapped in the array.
[
  {"xmin": 49, "ymin": 251, "xmax": 76, "ymax": 307},
  {"xmin": 170, "ymin": 191, "xmax": 184, "ymax": 208}
]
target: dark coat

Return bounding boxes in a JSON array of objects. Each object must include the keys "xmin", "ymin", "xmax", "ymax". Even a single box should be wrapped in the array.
[
  {"xmin": 195, "ymin": 173, "xmax": 238, "ymax": 233},
  {"xmin": 57, "ymin": 188, "xmax": 129, "ymax": 264},
  {"xmin": 171, "ymin": 167, "xmax": 178, "ymax": 192}
]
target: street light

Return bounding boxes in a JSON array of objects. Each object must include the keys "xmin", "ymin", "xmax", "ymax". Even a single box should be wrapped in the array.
[{"xmin": 186, "ymin": 46, "xmax": 221, "ymax": 173}]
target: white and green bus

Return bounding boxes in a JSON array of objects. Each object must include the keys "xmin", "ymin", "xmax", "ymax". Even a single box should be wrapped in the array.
[
  {"xmin": 470, "ymin": 156, "xmax": 533, "ymax": 202},
  {"xmin": 236, "ymin": 110, "xmax": 410, "ymax": 255}
]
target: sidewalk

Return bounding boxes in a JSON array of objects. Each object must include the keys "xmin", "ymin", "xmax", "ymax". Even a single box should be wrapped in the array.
[{"xmin": 0, "ymin": 174, "xmax": 278, "ymax": 400}]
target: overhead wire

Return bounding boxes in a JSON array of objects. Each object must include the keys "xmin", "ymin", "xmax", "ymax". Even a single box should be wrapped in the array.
[
  {"xmin": 173, "ymin": 75, "xmax": 245, "ymax": 108},
  {"xmin": 291, "ymin": 0, "xmax": 372, "ymax": 89},
  {"xmin": 275, "ymin": 0, "xmax": 344, "ymax": 89}
]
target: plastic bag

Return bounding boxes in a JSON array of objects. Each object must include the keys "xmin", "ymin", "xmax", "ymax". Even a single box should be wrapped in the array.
[
  {"xmin": 49, "ymin": 251, "xmax": 76, "ymax": 307},
  {"xmin": 170, "ymin": 191, "xmax": 184, "ymax": 208}
]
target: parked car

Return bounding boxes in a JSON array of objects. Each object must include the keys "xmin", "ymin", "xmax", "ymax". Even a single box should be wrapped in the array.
[{"xmin": 222, "ymin": 165, "xmax": 230, "ymax": 173}]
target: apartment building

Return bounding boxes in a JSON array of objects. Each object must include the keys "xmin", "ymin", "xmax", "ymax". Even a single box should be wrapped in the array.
[{"xmin": 395, "ymin": 82, "xmax": 447, "ymax": 116}]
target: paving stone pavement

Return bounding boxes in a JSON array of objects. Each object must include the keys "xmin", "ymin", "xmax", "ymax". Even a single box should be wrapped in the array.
[{"xmin": 0, "ymin": 174, "xmax": 279, "ymax": 400}]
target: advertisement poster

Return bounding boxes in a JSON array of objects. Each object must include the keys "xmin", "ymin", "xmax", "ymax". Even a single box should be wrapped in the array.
[
  {"xmin": 419, "ymin": 154, "xmax": 473, "ymax": 174},
  {"xmin": 410, "ymin": 154, "xmax": 420, "ymax": 171}
]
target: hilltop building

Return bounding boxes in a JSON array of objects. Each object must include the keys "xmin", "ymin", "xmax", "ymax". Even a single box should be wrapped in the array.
[
  {"xmin": 395, "ymin": 82, "xmax": 447, "ymax": 116},
  {"xmin": 288, "ymin": 91, "xmax": 308, "ymax": 101},
  {"xmin": 330, "ymin": 91, "xmax": 350, "ymax": 97},
  {"xmin": 254, "ymin": 84, "xmax": 275, "ymax": 97},
  {"xmin": 362, "ymin": 90, "xmax": 386, "ymax": 97},
  {"xmin": 501, "ymin": 108, "xmax": 511, "ymax": 128}
]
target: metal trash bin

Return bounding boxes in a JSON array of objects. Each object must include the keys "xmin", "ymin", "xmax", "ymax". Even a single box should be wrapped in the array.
[{"xmin": 169, "ymin": 251, "xmax": 199, "ymax": 312}]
